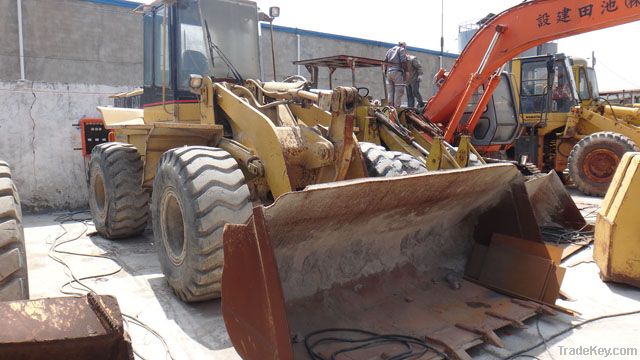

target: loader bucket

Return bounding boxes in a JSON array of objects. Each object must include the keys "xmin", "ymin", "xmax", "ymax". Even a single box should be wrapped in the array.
[
  {"xmin": 222, "ymin": 164, "xmax": 569, "ymax": 360},
  {"xmin": 524, "ymin": 172, "xmax": 586, "ymax": 230},
  {"xmin": 525, "ymin": 172, "xmax": 591, "ymax": 259}
]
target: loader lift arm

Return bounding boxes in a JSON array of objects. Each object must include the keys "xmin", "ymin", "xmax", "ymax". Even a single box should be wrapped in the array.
[{"xmin": 425, "ymin": 0, "xmax": 640, "ymax": 143}]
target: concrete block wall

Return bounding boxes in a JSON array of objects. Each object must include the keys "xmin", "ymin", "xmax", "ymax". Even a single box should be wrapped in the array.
[
  {"xmin": 0, "ymin": 0, "xmax": 141, "ymax": 210},
  {"xmin": 0, "ymin": 0, "xmax": 142, "ymax": 85},
  {"xmin": 0, "ymin": 81, "xmax": 131, "ymax": 210}
]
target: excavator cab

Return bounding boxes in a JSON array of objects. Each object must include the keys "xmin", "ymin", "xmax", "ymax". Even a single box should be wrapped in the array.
[
  {"xmin": 508, "ymin": 54, "xmax": 581, "ymax": 168},
  {"xmin": 514, "ymin": 54, "xmax": 579, "ymax": 127},
  {"xmin": 462, "ymin": 72, "xmax": 521, "ymax": 147}
]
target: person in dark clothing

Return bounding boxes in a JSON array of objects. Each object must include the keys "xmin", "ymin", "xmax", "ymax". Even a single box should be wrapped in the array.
[{"xmin": 406, "ymin": 55, "xmax": 424, "ymax": 108}]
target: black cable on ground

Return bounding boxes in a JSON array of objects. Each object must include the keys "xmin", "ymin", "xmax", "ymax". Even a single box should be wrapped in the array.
[
  {"xmin": 505, "ymin": 310, "xmax": 640, "ymax": 359},
  {"xmin": 565, "ymin": 260, "xmax": 595, "ymax": 268},
  {"xmin": 304, "ymin": 328, "xmax": 449, "ymax": 360},
  {"xmin": 47, "ymin": 211, "xmax": 174, "ymax": 360},
  {"xmin": 535, "ymin": 318, "xmax": 555, "ymax": 360},
  {"xmin": 540, "ymin": 224, "xmax": 593, "ymax": 245},
  {"xmin": 48, "ymin": 211, "xmax": 122, "ymax": 295}
]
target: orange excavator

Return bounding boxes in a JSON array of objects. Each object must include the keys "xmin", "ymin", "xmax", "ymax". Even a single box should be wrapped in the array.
[
  {"xmin": 422, "ymin": 0, "xmax": 640, "ymax": 153},
  {"xmin": 221, "ymin": 1, "xmax": 640, "ymax": 360}
]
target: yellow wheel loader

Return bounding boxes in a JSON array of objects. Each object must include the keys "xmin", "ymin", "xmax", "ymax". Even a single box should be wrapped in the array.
[
  {"xmin": 510, "ymin": 53, "xmax": 640, "ymax": 196},
  {"xmin": 86, "ymin": 0, "xmax": 588, "ymax": 358}
]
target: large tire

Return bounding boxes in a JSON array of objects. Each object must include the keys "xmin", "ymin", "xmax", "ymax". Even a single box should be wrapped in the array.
[
  {"xmin": 0, "ymin": 161, "xmax": 29, "ymax": 301},
  {"xmin": 568, "ymin": 132, "xmax": 639, "ymax": 196},
  {"xmin": 88, "ymin": 143, "xmax": 149, "ymax": 239},
  {"xmin": 152, "ymin": 147, "xmax": 252, "ymax": 302},
  {"xmin": 359, "ymin": 142, "xmax": 427, "ymax": 177}
]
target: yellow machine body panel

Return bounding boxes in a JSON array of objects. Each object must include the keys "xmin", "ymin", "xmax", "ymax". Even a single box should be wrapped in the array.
[
  {"xmin": 595, "ymin": 152, "xmax": 640, "ymax": 288},
  {"xmin": 142, "ymin": 103, "xmax": 202, "ymax": 123}
]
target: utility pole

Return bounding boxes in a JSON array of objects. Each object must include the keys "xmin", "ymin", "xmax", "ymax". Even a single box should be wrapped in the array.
[{"xmin": 439, "ymin": 0, "xmax": 444, "ymax": 69}]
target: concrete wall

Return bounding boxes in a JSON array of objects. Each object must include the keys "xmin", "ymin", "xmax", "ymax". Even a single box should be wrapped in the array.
[
  {"xmin": 0, "ymin": 0, "xmax": 20, "ymax": 80},
  {"xmin": 261, "ymin": 25, "xmax": 457, "ymax": 101},
  {"xmin": 0, "ymin": 0, "xmax": 456, "ymax": 210},
  {"xmin": 0, "ymin": 0, "xmax": 142, "ymax": 85},
  {"xmin": 0, "ymin": 0, "xmax": 140, "ymax": 211},
  {"xmin": 0, "ymin": 81, "xmax": 130, "ymax": 210}
]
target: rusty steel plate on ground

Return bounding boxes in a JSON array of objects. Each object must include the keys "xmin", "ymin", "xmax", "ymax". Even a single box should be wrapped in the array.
[{"xmin": 0, "ymin": 293, "xmax": 133, "ymax": 360}]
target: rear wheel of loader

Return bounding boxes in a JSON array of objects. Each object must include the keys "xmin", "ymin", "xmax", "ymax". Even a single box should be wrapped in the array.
[
  {"xmin": 88, "ymin": 143, "xmax": 149, "ymax": 239},
  {"xmin": 568, "ymin": 132, "xmax": 639, "ymax": 197},
  {"xmin": 0, "ymin": 161, "xmax": 29, "ymax": 301},
  {"xmin": 152, "ymin": 147, "xmax": 252, "ymax": 302},
  {"xmin": 359, "ymin": 142, "xmax": 427, "ymax": 177}
]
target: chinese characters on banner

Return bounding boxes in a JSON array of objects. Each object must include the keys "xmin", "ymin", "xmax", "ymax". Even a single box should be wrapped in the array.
[{"xmin": 536, "ymin": 0, "xmax": 639, "ymax": 28}]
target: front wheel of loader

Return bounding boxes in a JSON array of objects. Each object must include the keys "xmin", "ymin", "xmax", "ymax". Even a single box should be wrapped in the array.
[
  {"xmin": 568, "ymin": 132, "xmax": 639, "ymax": 197},
  {"xmin": 88, "ymin": 143, "xmax": 149, "ymax": 239},
  {"xmin": 359, "ymin": 142, "xmax": 427, "ymax": 177},
  {"xmin": 0, "ymin": 161, "xmax": 29, "ymax": 300},
  {"xmin": 152, "ymin": 147, "xmax": 252, "ymax": 302}
]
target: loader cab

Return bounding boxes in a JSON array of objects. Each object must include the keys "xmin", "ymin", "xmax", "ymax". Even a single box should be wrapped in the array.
[
  {"xmin": 461, "ymin": 72, "xmax": 521, "ymax": 147},
  {"xmin": 141, "ymin": 0, "xmax": 260, "ymax": 109},
  {"xmin": 513, "ymin": 54, "xmax": 579, "ymax": 127},
  {"xmin": 142, "ymin": 1, "xmax": 206, "ymax": 106}
]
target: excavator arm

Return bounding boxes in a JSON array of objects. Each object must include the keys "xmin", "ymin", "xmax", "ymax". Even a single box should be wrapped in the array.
[{"xmin": 425, "ymin": 0, "xmax": 640, "ymax": 143}]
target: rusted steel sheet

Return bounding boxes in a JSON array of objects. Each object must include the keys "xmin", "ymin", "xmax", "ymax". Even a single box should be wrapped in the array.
[
  {"xmin": 525, "ymin": 172, "xmax": 586, "ymax": 230},
  {"xmin": 525, "ymin": 172, "xmax": 592, "ymax": 259},
  {"xmin": 0, "ymin": 293, "xmax": 133, "ymax": 360},
  {"xmin": 222, "ymin": 164, "xmax": 568, "ymax": 360}
]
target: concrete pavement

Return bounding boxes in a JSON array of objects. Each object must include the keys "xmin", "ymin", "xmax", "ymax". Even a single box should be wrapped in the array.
[{"xmin": 22, "ymin": 193, "xmax": 640, "ymax": 359}]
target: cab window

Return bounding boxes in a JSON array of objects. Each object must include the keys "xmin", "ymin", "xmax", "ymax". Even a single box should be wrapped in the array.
[
  {"xmin": 177, "ymin": 1, "xmax": 209, "ymax": 90},
  {"xmin": 587, "ymin": 68, "xmax": 600, "ymax": 99},
  {"xmin": 551, "ymin": 63, "xmax": 573, "ymax": 112},
  {"xmin": 578, "ymin": 68, "xmax": 590, "ymax": 100},
  {"xmin": 520, "ymin": 60, "xmax": 548, "ymax": 114},
  {"xmin": 143, "ymin": 13, "xmax": 153, "ymax": 87},
  {"xmin": 153, "ymin": 5, "xmax": 172, "ymax": 89}
]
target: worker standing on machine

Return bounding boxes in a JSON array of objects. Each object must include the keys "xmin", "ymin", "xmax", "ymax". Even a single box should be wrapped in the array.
[
  {"xmin": 406, "ymin": 55, "xmax": 424, "ymax": 108},
  {"xmin": 385, "ymin": 42, "xmax": 408, "ymax": 107}
]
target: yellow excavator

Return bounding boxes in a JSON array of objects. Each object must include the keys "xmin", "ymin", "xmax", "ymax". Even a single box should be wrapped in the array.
[{"xmin": 82, "ymin": 0, "xmax": 640, "ymax": 358}]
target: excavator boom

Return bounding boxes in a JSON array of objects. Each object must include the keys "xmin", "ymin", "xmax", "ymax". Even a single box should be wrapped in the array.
[{"xmin": 425, "ymin": 0, "xmax": 640, "ymax": 140}]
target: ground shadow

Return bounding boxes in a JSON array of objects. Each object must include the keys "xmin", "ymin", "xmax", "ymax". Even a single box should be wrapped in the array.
[
  {"xmin": 88, "ymin": 230, "xmax": 160, "ymax": 277},
  {"xmin": 604, "ymin": 281, "xmax": 640, "ymax": 301},
  {"xmin": 88, "ymin": 229, "xmax": 234, "ymax": 351}
]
